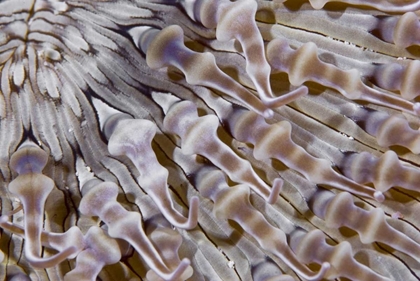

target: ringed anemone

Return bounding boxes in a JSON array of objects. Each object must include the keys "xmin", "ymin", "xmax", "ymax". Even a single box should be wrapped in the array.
[{"xmin": 1, "ymin": 0, "xmax": 420, "ymax": 280}]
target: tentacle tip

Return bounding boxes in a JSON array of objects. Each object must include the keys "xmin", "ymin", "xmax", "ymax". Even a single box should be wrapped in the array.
[
  {"xmin": 320, "ymin": 261, "xmax": 330, "ymax": 272},
  {"xmin": 307, "ymin": 262, "xmax": 330, "ymax": 281},
  {"xmin": 263, "ymin": 109, "xmax": 274, "ymax": 119},
  {"xmin": 268, "ymin": 178, "xmax": 283, "ymax": 204},
  {"xmin": 374, "ymin": 191, "xmax": 385, "ymax": 202},
  {"xmin": 0, "ymin": 215, "xmax": 8, "ymax": 224},
  {"xmin": 190, "ymin": 195, "xmax": 200, "ymax": 208},
  {"xmin": 169, "ymin": 258, "xmax": 191, "ymax": 281},
  {"xmin": 297, "ymin": 85, "xmax": 309, "ymax": 95},
  {"xmin": 309, "ymin": 0, "xmax": 326, "ymax": 10},
  {"xmin": 186, "ymin": 196, "xmax": 200, "ymax": 229},
  {"xmin": 262, "ymin": 85, "xmax": 308, "ymax": 109},
  {"xmin": 413, "ymin": 102, "xmax": 420, "ymax": 116},
  {"xmin": 315, "ymin": 262, "xmax": 331, "ymax": 280},
  {"xmin": 297, "ymin": 260, "xmax": 330, "ymax": 281}
]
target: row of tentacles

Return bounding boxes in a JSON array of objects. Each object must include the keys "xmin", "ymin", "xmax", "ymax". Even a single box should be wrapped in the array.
[{"xmin": 2, "ymin": 0, "xmax": 420, "ymax": 280}]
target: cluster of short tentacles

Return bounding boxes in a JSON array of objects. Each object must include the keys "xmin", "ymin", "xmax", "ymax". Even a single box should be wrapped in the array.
[{"xmin": 2, "ymin": 0, "xmax": 420, "ymax": 280}]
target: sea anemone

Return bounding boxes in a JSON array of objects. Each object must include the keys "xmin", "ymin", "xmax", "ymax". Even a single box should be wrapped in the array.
[{"xmin": 1, "ymin": 0, "xmax": 420, "ymax": 280}]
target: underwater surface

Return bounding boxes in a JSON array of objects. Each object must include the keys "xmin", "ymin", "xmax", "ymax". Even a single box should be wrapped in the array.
[{"xmin": 2, "ymin": 0, "xmax": 420, "ymax": 280}]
